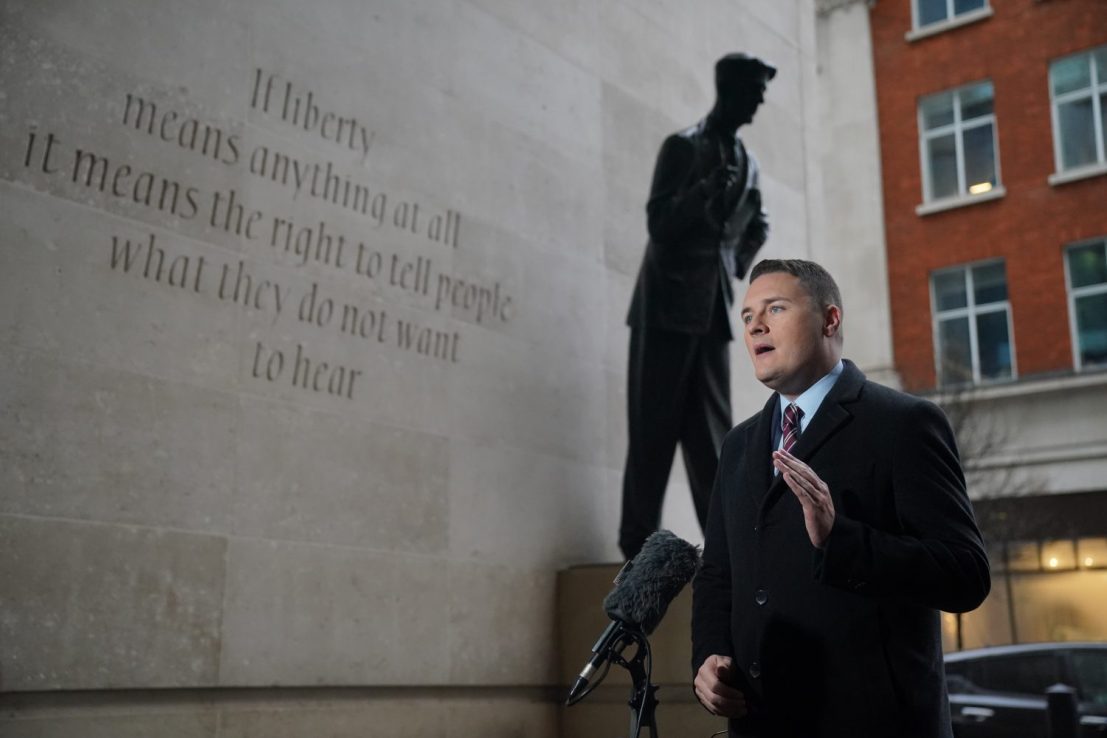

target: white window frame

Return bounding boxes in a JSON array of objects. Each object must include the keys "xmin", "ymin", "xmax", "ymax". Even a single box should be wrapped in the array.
[
  {"xmin": 1064, "ymin": 238, "xmax": 1107, "ymax": 372},
  {"xmin": 1049, "ymin": 45, "xmax": 1107, "ymax": 179},
  {"xmin": 911, "ymin": 0, "xmax": 990, "ymax": 34},
  {"xmin": 931, "ymin": 260, "xmax": 1017, "ymax": 387},
  {"xmin": 918, "ymin": 81, "xmax": 1002, "ymax": 206}
]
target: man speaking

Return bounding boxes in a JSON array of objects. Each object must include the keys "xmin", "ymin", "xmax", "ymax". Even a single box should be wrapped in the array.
[{"xmin": 692, "ymin": 259, "xmax": 991, "ymax": 737}]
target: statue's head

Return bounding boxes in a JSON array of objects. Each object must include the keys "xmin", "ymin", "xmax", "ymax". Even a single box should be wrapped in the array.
[{"xmin": 713, "ymin": 53, "xmax": 776, "ymax": 130}]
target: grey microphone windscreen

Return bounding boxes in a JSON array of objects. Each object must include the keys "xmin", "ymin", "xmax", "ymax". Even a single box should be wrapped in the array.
[{"xmin": 602, "ymin": 530, "xmax": 701, "ymax": 634}]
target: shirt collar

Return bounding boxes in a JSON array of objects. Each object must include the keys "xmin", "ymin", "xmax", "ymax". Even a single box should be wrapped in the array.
[{"xmin": 777, "ymin": 360, "xmax": 844, "ymax": 435}]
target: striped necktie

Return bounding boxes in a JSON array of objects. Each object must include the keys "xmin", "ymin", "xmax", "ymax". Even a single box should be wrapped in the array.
[{"xmin": 782, "ymin": 403, "xmax": 803, "ymax": 454}]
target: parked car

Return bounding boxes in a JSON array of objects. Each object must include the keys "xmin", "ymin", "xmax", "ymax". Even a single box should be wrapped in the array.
[{"xmin": 945, "ymin": 642, "xmax": 1107, "ymax": 737}]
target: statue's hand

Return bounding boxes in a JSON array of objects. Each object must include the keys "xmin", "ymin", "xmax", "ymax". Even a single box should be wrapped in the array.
[
  {"xmin": 720, "ymin": 165, "xmax": 744, "ymax": 210},
  {"xmin": 723, "ymin": 164, "xmax": 742, "ymax": 186},
  {"xmin": 704, "ymin": 163, "xmax": 738, "ymax": 196}
]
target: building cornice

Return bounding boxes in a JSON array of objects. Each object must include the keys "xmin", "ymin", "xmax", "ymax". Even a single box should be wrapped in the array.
[{"xmin": 930, "ymin": 369, "xmax": 1107, "ymax": 406}]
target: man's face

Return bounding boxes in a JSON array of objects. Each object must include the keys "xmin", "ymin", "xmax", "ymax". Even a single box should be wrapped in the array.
[
  {"xmin": 718, "ymin": 79, "xmax": 767, "ymax": 129},
  {"xmin": 741, "ymin": 272, "xmax": 837, "ymax": 398}
]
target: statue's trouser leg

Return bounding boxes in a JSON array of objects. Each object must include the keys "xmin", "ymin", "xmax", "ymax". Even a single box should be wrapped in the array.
[
  {"xmin": 680, "ymin": 333, "xmax": 731, "ymax": 530},
  {"xmin": 620, "ymin": 327, "xmax": 728, "ymax": 558}
]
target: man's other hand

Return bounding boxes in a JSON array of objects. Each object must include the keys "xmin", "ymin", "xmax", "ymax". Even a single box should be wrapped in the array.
[{"xmin": 694, "ymin": 654, "xmax": 748, "ymax": 718}]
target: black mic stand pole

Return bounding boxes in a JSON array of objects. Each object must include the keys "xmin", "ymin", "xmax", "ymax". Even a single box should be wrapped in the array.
[{"xmin": 610, "ymin": 630, "xmax": 659, "ymax": 738}]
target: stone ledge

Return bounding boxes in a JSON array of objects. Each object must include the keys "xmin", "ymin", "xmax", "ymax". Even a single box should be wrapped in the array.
[
  {"xmin": 1048, "ymin": 162, "xmax": 1107, "ymax": 187},
  {"xmin": 915, "ymin": 185, "xmax": 1006, "ymax": 216},
  {"xmin": 0, "ymin": 688, "xmax": 561, "ymax": 738}
]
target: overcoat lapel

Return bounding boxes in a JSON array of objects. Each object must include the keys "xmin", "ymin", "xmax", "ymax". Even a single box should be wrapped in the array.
[
  {"xmin": 757, "ymin": 361, "xmax": 866, "ymax": 517},
  {"xmin": 745, "ymin": 391, "xmax": 778, "ymax": 507}
]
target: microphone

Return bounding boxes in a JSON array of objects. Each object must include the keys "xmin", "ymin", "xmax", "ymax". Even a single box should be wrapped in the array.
[{"xmin": 566, "ymin": 530, "xmax": 701, "ymax": 705}]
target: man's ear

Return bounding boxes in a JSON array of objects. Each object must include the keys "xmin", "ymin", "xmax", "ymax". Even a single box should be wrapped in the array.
[{"xmin": 824, "ymin": 305, "xmax": 842, "ymax": 337}]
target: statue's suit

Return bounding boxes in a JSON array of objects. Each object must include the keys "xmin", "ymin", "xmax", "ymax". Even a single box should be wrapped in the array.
[{"xmin": 620, "ymin": 117, "xmax": 768, "ymax": 559}]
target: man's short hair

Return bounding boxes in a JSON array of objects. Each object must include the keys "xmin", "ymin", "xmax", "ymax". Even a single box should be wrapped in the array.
[
  {"xmin": 750, "ymin": 259, "xmax": 842, "ymax": 313},
  {"xmin": 715, "ymin": 53, "xmax": 776, "ymax": 94}
]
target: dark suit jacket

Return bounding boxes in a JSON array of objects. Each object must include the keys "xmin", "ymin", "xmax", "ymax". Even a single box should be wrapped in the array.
[
  {"xmin": 692, "ymin": 361, "xmax": 990, "ymax": 738},
  {"xmin": 627, "ymin": 118, "xmax": 769, "ymax": 339}
]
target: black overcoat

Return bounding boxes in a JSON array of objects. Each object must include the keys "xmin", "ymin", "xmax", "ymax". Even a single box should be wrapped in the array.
[{"xmin": 692, "ymin": 360, "xmax": 991, "ymax": 738}]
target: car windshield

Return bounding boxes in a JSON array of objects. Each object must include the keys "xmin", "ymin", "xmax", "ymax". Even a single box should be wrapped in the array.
[{"xmin": 1073, "ymin": 651, "xmax": 1107, "ymax": 706}]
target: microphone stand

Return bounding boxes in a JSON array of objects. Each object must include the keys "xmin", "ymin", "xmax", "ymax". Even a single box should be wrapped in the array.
[{"xmin": 610, "ymin": 629, "xmax": 658, "ymax": 738}]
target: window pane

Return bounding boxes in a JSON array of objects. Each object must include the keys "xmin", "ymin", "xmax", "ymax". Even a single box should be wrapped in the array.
[
  {"xmin": 917, "ymin": 0, "xmax": 949, "ymax": 26},
  {"xmin": 934, "ymin": 270, "xmax": 968, "ymax": 311},
  {"xmin": 976, "ymin": 310, "xmax": 1012, "ymax": 380},
  {"xmin": 981, "ymin": 655, "xmax": 1058, "ymax": 695},
  {"xmin": 927, "ymin": 134, "xmax": 959, "ymax": 199},
  {"xmin": 1072, "ymin": 651, "xmax": 1107, "ymax": 707},
  {"xmin": 973, "ymin": 262, "xmax": 1007, "ymax": 304},
  {"xmin": 921, "ymin": 91, "xmax": 955, "ymax": 130},
  {"xmin": 1076, "ymin": 292, "xmax": 1107, "ymax": 367},
  {"xmin": 1052, "ymin": 54, "xmax": 1091, "ymax": 96},
  {"xmin": 953, "ymin": 0, "xmax": 985, "ymax": 13},
  {"xmin": 1096, "ymin": 48, "xmax": 1107, "ymax": 81},
  {"xmin": 1058, "ymin": 98, "xmax": 1098, "ymax": 170},
  {"xmin": 1102, "ymin": 93, "xmax": 1107, "ymax": 158},
  {"xmin": 939, "ymin": 317, "xmax": 973, "ymax": 385},
  {"xmin": 963, "ymin": 123, "xmax": 997, "ymax": 192},
  {"xmin": 1068, "ymin": 242, "xmax": 1107, "ymax": 288},
  {"xmin": 964, "ymin": 662, "xmax": 988, "ymax": 688},
  {"xmin": 961, "ymin": 82, "xmax": 994, "ymax": 121}
]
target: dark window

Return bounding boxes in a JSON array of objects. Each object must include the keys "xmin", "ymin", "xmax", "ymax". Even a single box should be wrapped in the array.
[
  {"xmin": 975, "ymin": 654, "xmax": 1060, "ymax": 696},
  {"xmin": 946, "ymin": 671, "xmax": 976, "ymax": 694},
  {"xmin": 919, "ymin": 81, "xmax": 999, "ymax": 202},
  {"xmin": 1066, "ymin": 240, "xmax": 1107, "ymax": 370},
  {"xmin": 1073, "ymin": 651, "xmax": 1107, "ymax": 706},
  {"xmin": 915, "ymin": 0, "xmax": 987, "ymax": 29},
  {"xmin": 1050, "ymin": 46, "xmax": 1107, "ymax": 172},
  {"xmin": 932, "ymin": 260, "xmax": 1014, "ymax": 386},
  {"xmin": 960, "ymin": 660, "xmax": 988, "ymax": 691}
]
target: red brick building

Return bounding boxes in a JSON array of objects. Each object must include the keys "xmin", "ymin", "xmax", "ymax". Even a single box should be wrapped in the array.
[
  {"xmin": 872, "ymin": 0, "xmax": 1107, "ymax": 391},
  {"xmin": 865, "ymin": 0, "xmax": 1107, "ymax": 647}
]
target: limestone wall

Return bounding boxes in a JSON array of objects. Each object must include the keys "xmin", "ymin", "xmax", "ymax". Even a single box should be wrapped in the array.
[{"xmin": 0, "ymin": 0, "xmax": 818, "ymax": 733}]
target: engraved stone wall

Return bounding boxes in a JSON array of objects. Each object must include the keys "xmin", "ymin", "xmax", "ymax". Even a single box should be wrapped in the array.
[{"xmin": 0, "ymin": 0, "xmax": 819, "ymax": 730}]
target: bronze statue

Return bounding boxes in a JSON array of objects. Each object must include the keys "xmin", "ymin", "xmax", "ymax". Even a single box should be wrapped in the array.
[{"xmin": 620, "ymin": 53, "xmax": 775, "ymax": 559}]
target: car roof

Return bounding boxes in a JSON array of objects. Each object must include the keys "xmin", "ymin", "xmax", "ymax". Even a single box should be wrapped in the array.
[{"xmin": 946, "ymin": 642, "xmax": 1107, "ymax": 663}]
